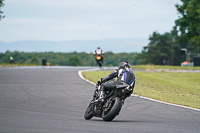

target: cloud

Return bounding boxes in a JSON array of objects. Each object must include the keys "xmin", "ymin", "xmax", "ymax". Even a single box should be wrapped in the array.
[{"xmin": 1, "ymin": 0, "xmax": 181, "ymax": 42}]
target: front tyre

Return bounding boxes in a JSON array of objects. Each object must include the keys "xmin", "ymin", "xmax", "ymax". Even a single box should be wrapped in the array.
[
  {"xmin": 84, "ymin": 102, "xmax": 93, "ymax": 120},
  {"xmin": 102, "ymin": 97, "xmax": 122, "ymax": 121}
]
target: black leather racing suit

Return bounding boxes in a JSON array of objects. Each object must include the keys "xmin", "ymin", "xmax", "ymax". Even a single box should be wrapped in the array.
[{"xmin": 100, "ymin": 67, "xmax": 135, "ymax": 92}]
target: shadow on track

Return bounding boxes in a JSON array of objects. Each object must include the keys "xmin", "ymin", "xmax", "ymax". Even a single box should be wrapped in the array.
[{"xmin": 88, "ymin": 119, "xmax": 156, "ymax": 123}]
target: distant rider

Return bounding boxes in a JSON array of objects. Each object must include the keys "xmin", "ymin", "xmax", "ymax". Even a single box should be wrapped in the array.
[
  {"xmin": 95, "ymin": 61, "xmax": 135, "ymax": 102},
  {"xmin": 94, "ymin": 47, "xmax": 104, "ymax": 55},
  {"xmin": 42, "ymin": 57, "xmax": 47, "ymax": 66},
  {"xmin": 94, "ymin": 47, "xmax": 104, "ymax": 63},
  {"xmin": 10, "ymin": 56, "xmax": 15, "ymax": 63}
]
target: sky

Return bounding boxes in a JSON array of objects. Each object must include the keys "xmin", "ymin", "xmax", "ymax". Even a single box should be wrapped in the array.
[{"xmin": 0, "ymin": 0, "xmax": 182, "ymax": 53}]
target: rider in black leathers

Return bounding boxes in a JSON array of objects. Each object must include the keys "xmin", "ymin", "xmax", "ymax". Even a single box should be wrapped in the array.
[{"xmin": 96, "ymin": 61, "xmax": 135, "ymax": 102}]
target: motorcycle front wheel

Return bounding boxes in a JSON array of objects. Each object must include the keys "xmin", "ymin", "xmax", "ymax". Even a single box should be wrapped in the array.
[
  {"xmin": 102, "ymin": 97, "xmax": 122, "ymax": 121},
  {"xmin": 84, "ymin": 102, "xmax": 93, "ymax": 120}
]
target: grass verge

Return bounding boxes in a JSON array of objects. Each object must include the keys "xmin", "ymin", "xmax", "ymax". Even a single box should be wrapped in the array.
[
  {"xmin": 82, "ymin": 70, "xmax": 200, "ymax": 109},
  {"xmin": 131, "ymin": 65, "xmax": 200, "ymax": 70},
  {"xmin": 0, "ymin": 63, "xmax": 38, "ymax": 67}
]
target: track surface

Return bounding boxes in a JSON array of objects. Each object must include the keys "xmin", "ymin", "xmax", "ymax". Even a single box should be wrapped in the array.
[{"xmin": 0, "ymin": 67, "xmax": 200, "ymax": 133}]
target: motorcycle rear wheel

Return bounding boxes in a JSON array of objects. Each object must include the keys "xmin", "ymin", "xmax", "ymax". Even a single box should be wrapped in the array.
[
  {"xmin": 102, "ymin": 97, "xmax": 122, "ymax": 121},
  {"xmin": 84, "ymin": 102, "xmax": 93, "ymax": 120},
  {"xmin": 97, "ymin": 61, "xmax": 102, "ymax": 67}
]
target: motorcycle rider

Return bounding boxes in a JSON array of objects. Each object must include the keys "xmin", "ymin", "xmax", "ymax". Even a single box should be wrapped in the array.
[
  {"xmin": 94, "ymin": 47, "xmax": 104, "ymax": 55},
  {"xmin": 95, "ymin": 61, "xmax": 135, "ymax": 102},
  {"xmin": 94, "ymin": 47, "xmax": 104, "ymax": 62},
  {"xmin": 42, "ymin": 57, "xmax": 47, "ymax": 66},
  {"xmin": 10, "ymin": 56, "xmax": 15, "ymax": 63}
]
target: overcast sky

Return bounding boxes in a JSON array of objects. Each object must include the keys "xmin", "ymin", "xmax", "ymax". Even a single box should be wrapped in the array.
[
  {"xmin": 0, "ymin": 0, "xmax": 183, "ymax": 53},
  {"xmin": 0, "ymin": 0, "xmax": 182, "ymax": 42}
]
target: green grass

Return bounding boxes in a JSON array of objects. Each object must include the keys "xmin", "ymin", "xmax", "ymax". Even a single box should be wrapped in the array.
[
  {"xmin": 131, "ymin": 65, "xmax": 200, "ymax": 70},
  {"xmin": 0, "ymin": 63, "xmax": 38, "ymax": 67},
  {"xmin": 82, "ymin": 71, "xmax": 200, "ymax": 109}
]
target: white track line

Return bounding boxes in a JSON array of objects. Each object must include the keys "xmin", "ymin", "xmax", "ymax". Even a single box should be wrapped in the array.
[
  {"xmin": 78, "ymin": 68, "xmax": 200, "ymax": 112},
  {"xmin": 78, "ymin": 68, "xmax": 97, "ymax": 86}
]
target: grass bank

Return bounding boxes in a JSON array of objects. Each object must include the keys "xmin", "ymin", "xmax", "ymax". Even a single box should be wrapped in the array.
[
  {"xmin": 131, "ymin": 65, "xmax": 200, "ymax": 70},
  {"xmin": 82, "ymin": 70, "xmax": 200, "ymax": 109}
]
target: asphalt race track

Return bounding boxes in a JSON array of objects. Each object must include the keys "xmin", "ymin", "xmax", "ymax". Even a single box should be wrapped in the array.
[{"xmin": 0, "ymin": 67, "xmax": 200, "ymax": 133}]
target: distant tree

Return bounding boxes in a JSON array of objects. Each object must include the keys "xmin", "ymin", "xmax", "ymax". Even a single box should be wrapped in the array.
[
  {"xmin": 31, "ymin": 57, "xmax": 39, "ymax": 65},
  {"xmin": 68, "ymin": 55, "xmax": 82, "ymax": 66},
  {"xmin": 0, "ymin": 0, "xmax": 5, "ymax": 20},
  {"xmin": 175, "ymin": 0, "xmax": 200, "ymax": 48},
  {"xmin": 140, "ymin": 31, "xmax": 181, "ymax": 65}
]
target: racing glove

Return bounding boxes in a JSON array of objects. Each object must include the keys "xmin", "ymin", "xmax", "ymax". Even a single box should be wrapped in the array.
[{"xmin": 97, "ymin": 80, "xmax": 101, "ymax": 85}]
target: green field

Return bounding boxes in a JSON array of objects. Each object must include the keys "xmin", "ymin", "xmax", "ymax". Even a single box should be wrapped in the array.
[{"xmin": 82, "ymin": 70, "xmax": 200, "ymax": 109}]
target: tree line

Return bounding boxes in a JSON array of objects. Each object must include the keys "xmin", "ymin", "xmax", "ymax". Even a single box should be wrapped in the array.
[{"xmin": 0, "ymin": 51, "xmax": 139, "ymax": 66}]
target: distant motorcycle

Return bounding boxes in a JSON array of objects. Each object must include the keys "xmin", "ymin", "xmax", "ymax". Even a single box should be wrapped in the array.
[
  {"xmin": 95, "ymin": 54, "xmax": 103, "ymax": 67},
  {"xmin": 84, "ymin": 80, "xmax": 135, "ymax": 121}
]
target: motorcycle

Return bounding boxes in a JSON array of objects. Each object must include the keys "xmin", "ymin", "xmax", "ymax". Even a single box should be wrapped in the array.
[
  {"xmin": 95, "ymin": 54, "xmax": 103, "ymax": 67},
  {"xmin": 84, "ymin": 80, "xmax": 135, "ymax": 121}
]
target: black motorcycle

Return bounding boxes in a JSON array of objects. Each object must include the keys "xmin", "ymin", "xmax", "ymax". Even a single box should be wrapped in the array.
[
  {"xmin": 84, "ymin": 80, "xmax": 135, "ymax": 121},
  {"xmin": 95, "ymin": 55, "xmax": 103, "ymax": 67}
]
